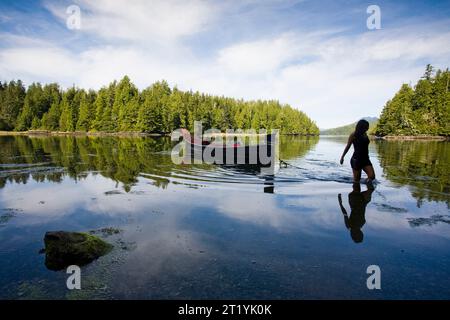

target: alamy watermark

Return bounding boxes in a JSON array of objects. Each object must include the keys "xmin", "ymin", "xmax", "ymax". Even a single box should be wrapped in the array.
[
  {"xmin": 366, "ymin": 265, "xmax": 381, "ymax": 290},
  {"xmin": 66, "ymin": 4, "xmax": 81, "ymax": 30},
  {"xmin": 66, "ymin": 265, "xmax": 81, "ymax": 290},
  {"xmin": 367, "ymin": 5, "xmax": 381, "ymax": 30}
]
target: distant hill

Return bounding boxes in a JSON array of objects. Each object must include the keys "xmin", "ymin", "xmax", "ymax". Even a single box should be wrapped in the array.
[{"xmin": 320, "ymin": 117, "xmax": 378, "ymax": 135}]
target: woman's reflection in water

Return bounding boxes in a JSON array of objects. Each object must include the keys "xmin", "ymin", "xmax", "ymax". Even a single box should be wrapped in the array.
[{"xmin": 338, "ymin": 183, "xmax": 374, "ymax": 243}]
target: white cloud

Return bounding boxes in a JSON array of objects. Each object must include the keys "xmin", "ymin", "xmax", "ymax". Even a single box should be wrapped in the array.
[
  {"xmin": 44, "ymin": 0, "xmax": 216, "ymax": 44},
  {"xmin": 208, "ymin": 27, "xmax": 450, "ymax": 127},
  {"xmin": 217, "ymin": 33, "xmax": 301, "ymax": 75},
  {"xmin": 0, "ymin": 46, "xmax": 78, "ymax": 80},
  {"xmin": 1, "ymin": 2, "xmax": 450, "ymax": 128}
]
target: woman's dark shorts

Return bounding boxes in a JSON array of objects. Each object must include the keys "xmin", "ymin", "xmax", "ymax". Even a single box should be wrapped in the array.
[{"xmin": 350, "ymin": 157, "xmax": 372, "ymax": 170}]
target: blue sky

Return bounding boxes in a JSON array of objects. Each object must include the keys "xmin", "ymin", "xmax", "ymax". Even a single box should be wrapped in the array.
[{"xmin": 1, "ymin": 0, "xmax": 449, "ymax": 128}]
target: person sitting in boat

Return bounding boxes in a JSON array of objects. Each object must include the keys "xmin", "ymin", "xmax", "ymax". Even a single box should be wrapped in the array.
[{"xmin": 180, "ymin": 128, "xmax": 211, "ymax": 145}]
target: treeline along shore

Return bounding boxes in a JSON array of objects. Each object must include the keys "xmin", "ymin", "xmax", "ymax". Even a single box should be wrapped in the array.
[
  {"xmin": 2, "ymin": 65, "xmax": 447, "ymax": 139},
  {"xmin": 0, "ymin": 130, "xmax": 162, "ymax": 137},
  {"xmin": 375, "ymin": 65, "xmax": 449, "ymax": 138},
  {"xmin": 0, "ymin": 77, "xmax": 319, "ymax": 135},
  {"xmin": 379, "ymin": 135, "xmax": 449, "ymax": 141}
]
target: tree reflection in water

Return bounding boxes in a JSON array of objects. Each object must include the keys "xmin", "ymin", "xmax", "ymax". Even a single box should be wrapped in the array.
[
  {"xmin": 0, "ymin": 135, "xmax": 319, "ymax": 193},
  {"xmin": 375, "ymin": 140, "xmax": 449, "ymax": 208}
]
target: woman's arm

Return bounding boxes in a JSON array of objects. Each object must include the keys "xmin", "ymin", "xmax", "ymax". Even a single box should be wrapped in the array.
[
  {"xmin": 338, "ymin": 194, "xmax": 347, "ymax": 214},
  {"xmin": 340, "ymin": 132, "xmax": 354, "ymax": 165},
  {"xmin": 338, "ymin": 194, "xmax": 350, "ymax": 229}
]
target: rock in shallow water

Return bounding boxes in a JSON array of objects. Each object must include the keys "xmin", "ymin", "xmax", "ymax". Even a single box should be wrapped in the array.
[{"xmin": 43, "ymin": 231, "xmax": 113, "ymax": 271}]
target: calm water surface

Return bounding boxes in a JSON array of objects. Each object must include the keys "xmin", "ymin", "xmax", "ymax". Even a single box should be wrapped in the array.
[{"xmin": 0, "ymin": 135, "xmax": 449, "ymax": 299}]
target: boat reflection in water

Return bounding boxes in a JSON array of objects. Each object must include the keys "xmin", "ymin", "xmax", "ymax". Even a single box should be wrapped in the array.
[
  {"xmin": 177, "ymin": 128, "xmax": 280, "ymax": 177},
  {"xmin": 219, "ymin": 164, "xmax": 276, "ymax": 194}
]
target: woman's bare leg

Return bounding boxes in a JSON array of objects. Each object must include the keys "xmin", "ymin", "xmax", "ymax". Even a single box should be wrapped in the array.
[
  {"xmin": 363, "ymin": 165, "xmax": 375, "ymax": 180},
  {"xmin": 363, "ymin": 165, "xmax": 375, "ymax": 189},
  {"xmin": 352, "ymin": 169, "xmax": 361, "ymax": 183}
]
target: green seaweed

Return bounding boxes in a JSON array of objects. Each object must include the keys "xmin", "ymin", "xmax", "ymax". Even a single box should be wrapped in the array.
[{"xmin": 44, "ymin": 231, "xmax": 113, "ymax": 271}]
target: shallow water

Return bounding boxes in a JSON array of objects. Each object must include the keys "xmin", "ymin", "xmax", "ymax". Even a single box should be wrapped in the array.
[{"xmin": 0, "ymin": 135, "xmax": 449, "ymax": 299}]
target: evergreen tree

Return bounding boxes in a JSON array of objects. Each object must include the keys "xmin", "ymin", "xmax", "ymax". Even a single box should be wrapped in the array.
[
  {"xmin": 99, "ymin": 82, "xmax": 117, "ymax": 132},
  {"xmin": 432, "ymin": 68, "xmax": 450, "ymax": 135},
  {"xmin": 168, "ymin": 88, "xmax": 185, "ymax": 131},
  {"xmin": 15, "ymin": 83, "xmax": 60, "ymax": 131},
  {"xmin": 422, "ymin": 64, "xmax": 434, "ymax": 80},
  {"xmin": 59, "ymin": 87, "xmax": 81, "ymax": 132},
  {"xmin": 0, "ymin": 80, "xmax": 26, "ymax": 130},
  {"xmin": 42, "ymin": 101, "xmax": 61, "ymax": 130},
  {"xmin": 137, "ymin": 81, "xmax": 171, "ymax": 133},
  {"xmin": 1, "ymin": 77, "xmax": 320, "ymax": 135},
  {"xmin": 116, "ymin": 76, "xmax": 139, "ymax": 131},
  {"xmin": 377, "ymin": 84, "xmax": 415, "ymax": 136},
  {"xmin": 376, "ymin": 65, "xmax": 449, "ymax": 136},
  {"xmin": 31, "ymin": 116, "xmax": 41, "ymax": 129},
  {"xmin": 92, "ymin": 88, "xmax": 108, "ymax": 131},
  {"xmin": 73, "ymin": 89, "xmax": 96, "ymax": 131}
]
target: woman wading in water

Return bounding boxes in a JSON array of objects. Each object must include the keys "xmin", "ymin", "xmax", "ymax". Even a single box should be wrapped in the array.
[{"xmin": 340, "ymin": 119, "xmax": 375, "ymax": 186}]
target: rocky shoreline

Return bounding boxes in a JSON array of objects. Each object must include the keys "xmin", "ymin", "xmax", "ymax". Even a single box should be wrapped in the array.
[
  {"xmin": 0, "ymin": 130, "xmax": 319, "ymax": 137},
  {"xmin": 0, "ymin": 130, "xmax": 165, "ymax": 137},
  {"xmin": 0, "ymin": 131, "xmax": 447, "ymax": 140},
  {"xmin": 380, "ymin": 135, "xmax": 449, "ymax": 141}
]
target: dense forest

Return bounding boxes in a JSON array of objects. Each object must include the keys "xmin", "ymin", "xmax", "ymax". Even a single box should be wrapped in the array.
[
  {"xmin": 375, "ymin": 65, "xmax": 450, "ymax": 136},
  {"xmin": 0, "ymin": 77, "xmax": 319, "ymax": 135},
  {"xmin": 320, "ymin": 117, "xmax": 378, "ymax": 135}
]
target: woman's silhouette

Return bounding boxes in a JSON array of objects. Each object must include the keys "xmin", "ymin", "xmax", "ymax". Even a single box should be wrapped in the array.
[
  {"xmin": 340, "ymin": 119, "xmax": 375, "ymax": 185},
  {"xmin": 338, "ymin": 183, "xmax": 374, "ymax": 243}
]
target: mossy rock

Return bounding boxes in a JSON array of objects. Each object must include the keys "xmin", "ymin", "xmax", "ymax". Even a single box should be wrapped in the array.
[{"xmin": 43, "ymin": 231, "xmax": 113, "ymax": 271}]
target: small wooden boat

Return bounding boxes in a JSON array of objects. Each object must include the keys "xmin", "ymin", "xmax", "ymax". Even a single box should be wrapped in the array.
[{"xmin": 180, "ymin": 129, "xmax": 276, "ymax": 167}]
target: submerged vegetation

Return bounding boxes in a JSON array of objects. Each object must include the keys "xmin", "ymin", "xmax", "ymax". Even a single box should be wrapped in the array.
[
  {"xmin": 375, "ymin": 65, "xmax": 450, "ymax": 137},
  {"xmin": 0, "ymin": 77, "xmax": 319, "ymax": 135},
  {"xmin": 43, "ymin": 231, "xmax": 113, "ymax": 271}
]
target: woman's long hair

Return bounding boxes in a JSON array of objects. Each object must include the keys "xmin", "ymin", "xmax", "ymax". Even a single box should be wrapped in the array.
[{"xmin": 354, "ymin": 119, "xmax": 369, "ymax": 137}]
